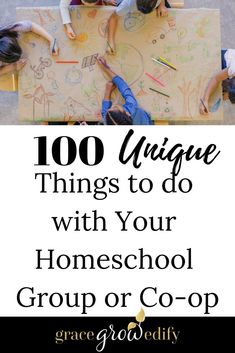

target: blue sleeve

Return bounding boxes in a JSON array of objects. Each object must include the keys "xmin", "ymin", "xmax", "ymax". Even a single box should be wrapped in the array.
[
  {"xmin": 101, "ymin": 100, "xmax": 112, "ymax": 124},
  {"xmin": 112, "ymin": 75, "xmax": 138, "ymax": 116}
]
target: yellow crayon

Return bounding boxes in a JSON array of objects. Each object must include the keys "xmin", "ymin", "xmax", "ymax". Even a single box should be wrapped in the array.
[{"xmin": 158, "ymin": 56, "xmax": 177, "ymax": 70}]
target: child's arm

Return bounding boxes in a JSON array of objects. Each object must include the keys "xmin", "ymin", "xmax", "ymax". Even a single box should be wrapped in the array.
[
  {"xmin": 200, "ymin": 69, "xmax": 228, "ymax": 115},
  {"xmin": 97, "ymin": 57, "xmax": 138, "ymax": 115},
  {"xmin": 31, "ymin": 22, "xmax": 59, "ymax": 56},
  {"xmin": 156, "ymin": 1, "xmax": 168, "ymax": 17},
  {"xmin": 107, "ymin": 13, "xmax": 118, "ymax": 55},
  {"xmin": 60, "ymin": 0, "xmax": 76, "ymax": 39},
  {"xmin": 0, "ymin": 58, "xmax": 27, "ymax": 76}
]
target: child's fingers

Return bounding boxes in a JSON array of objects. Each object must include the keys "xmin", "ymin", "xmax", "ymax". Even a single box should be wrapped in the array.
[{"xmin": 67, "ymin": 31, "xmax": 76, "ymax": 40}]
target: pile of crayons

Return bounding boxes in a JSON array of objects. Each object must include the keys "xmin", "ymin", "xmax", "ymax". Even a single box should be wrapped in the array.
[{"xmin": 146, "ymin": 56, "xmax": 178, "ymax": 98}]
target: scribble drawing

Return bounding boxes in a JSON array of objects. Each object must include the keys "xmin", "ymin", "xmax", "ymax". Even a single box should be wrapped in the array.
[
  {"xmin": 196, "ymin": 17, "xmax": 209, "ymax": 38},
  {"xmin": 178, "ymin": 79, "xmax": 195, "ymax": 118},
  {"xmin": 24, "ymin": 85, "xmax": 55, "ymax": 120},
  {"xmin": 210, "ymin": 98, "xmax": 221, "ymax": 113},
  {"xmin": 136, "ymin": 81, "xmax": 147, "ymax": 96},
  {"xmin": 148, "ymin": 27, "xmax": 171, "ymax": 45},
  {"xmin": 167, "ymin": 15, "xmax": 176, "ymax": 30},
  {"xmin": 98, "ymin": 19, "xmax": 108, "ymax": 38},
  {"xmin": 107, "ymin": 43, "xmax": 144, "ymax": 86},
  {"xmin": 81, "ymin": 53, "xmax": 99, "ymax": 71},
  {"xmin": 33, "ymin": 9, "xmax": 56, "ymax": 26},
  {"xmin": 65, "ymin": 66, "xmax": 83, "ymax": 85},
  {"xmin": 47, "ymin": 72, "xmax": 59, "ymax": 90},
  {"xmin": 30, "ymin": 57, "xmax": 52, "ymax": 80},
  {"xmin": 64, "ymin": 96, "xmax": 92, "ymax": 119},
  {"xmin": 177, "ymin": 27, "xmax": 187, "ymax": 42},
  {"xmin": 124, "ymin": 12, "xmax": 145, "ymax": 32}
]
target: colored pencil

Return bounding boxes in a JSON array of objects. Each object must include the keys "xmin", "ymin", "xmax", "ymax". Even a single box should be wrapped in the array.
[
  {"xmin": 152, "ymin": 57, "xmax": 170, "ymax": 69},
  {"xmin": 107, "ymin": 41, "xmax": 114, "ymax": 53},
  {"xmin": 200, "ymin": 98, "xmax": 208, "ymax": 113},
  {"xmin": 56, "ymin": 61, "xmax": 79, "ymax": 64},
  {"xmin": 149, "ymin": 87, "xmax": 170, "ymax": 98},
  {"xmin": 145, "ymin": 72, "xmax": 165, "ymax": 87},
  {"xmin": 158, "ymin": 56, "xmax": 177, "ymax": 70}
]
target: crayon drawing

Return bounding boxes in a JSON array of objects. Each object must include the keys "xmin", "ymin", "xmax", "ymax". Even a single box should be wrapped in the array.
[{"xmin": 17, "ymin": 7, "xmax": 223, "ymax": 122}]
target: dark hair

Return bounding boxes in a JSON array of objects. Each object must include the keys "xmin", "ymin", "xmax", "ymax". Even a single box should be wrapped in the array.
[
  {"xmin": 0, "ymin": 30, "xmax": 22, "ymax": 64},
  {"xmin": 223, "ymin": 78, "xmax": 235, "ymax": 104},
  {"xmin": 137, "ymin": 0, "xmax": 159, "ymax": 14},
  {"xmin": 106, "ymin": 110, "xmax": 133, "ymax": 125}
]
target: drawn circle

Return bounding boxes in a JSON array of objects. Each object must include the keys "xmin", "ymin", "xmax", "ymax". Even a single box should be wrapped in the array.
[
  {"xmin": 65, "ymin": 66, "xmax": 83, "ymax": 85},
  {"xmin": 160, "ymin": 33, "xmax": 165, "ymax": 39},
  {"xmin": 165, "ymin": 108, "xmax": 170, "ymax": 113},
  {"xmin": 98, "ymin": 19, "xmax": 108, "ymax": 38},
  {"xmin": 124, "ymin": 13, "xmax": 145, "ymax": 32},
  {"xmin": 77, "ymin": 32, "xmax": 88, "ymax": 42},
  {"xmin": 106, "ymin": 43, "xmax": 144, "ymax": 86},
  {"xmin": 152, "ymin": 39, "xmax": 157, "ymax": 44},
  {"xmin": 148, "ymin": 27, "xmax": 167, "ymax": 45}
]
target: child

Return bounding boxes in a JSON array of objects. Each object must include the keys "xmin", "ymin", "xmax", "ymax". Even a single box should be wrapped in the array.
[
  {"xmin": 60, "ymin": 0, "xmax": 115, "ymax": 39},
  {"xmin": 0, "ymin": 21, "xmax": 59, "ymax": 76},
  {"xmin": 97, "ymin": 56, "xmax": 152, "ymax": 125},
  {"xmin": 200, "ymin": 49, "xmax": 235, "ymax": 115},
  {"xmin": 107, "ymin": 0, "xmax": 171, "ymax": 54}
]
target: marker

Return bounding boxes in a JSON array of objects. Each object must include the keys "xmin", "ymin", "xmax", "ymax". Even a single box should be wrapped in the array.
[
  {"xmin": 52, "ymin": 38, "xmax": 57, "ymax": 54},
  {"xmin": 56, "ymin": 61, "xmax": 79, "ymax": 64},
  {"xmin": 145, "ymin": 72, "xmax": 165, "ymax": 87},
  {"xmin": 149, "ymin": 87, "xmax": 170, "ymax": 98},
  {"xmin": 158, "ymin": 56, "xmax": 177, "ymax": 70},
  {"xmin": 200, "ymin": 98, "xmax": 208, "ymax": 113},
  {"xmin": 152, "ymin": 57, "xmax": 170, "ymax": 69}
]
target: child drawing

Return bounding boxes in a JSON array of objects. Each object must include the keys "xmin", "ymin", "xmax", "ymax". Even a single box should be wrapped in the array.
[
  {"xmin": 0, "ymin": 21, "xmax": 59, "ymax": 76},
  {"xmin": 59, "ymin": 0, "xmax": 115, "ymax": 40},
  {"xmin": 106, "ymin": 0, "xmax": 171, "ymax": 55},
  {"xmin": 200, "ymin": 49, "xmax": 235, "ymax": 114},
  {"xmin": 97, "ymin": 56, "xmax": 152, "ymax": 125}
]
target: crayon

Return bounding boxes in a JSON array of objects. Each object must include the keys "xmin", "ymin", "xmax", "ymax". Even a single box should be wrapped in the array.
[
  {"xmin": 145, "ymin": 72, "xmax": 165, "ymax": 87},
  {"xmin": 200, "ymin": 98, "xmax": 208, "ymax": 113},
  {"xmin": 149, "ymin": 87, "xmax": 170, "ymax": 98}
]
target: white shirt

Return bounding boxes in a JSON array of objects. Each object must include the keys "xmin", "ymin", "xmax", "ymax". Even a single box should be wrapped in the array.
[
  {"xmin": 60, "ymin": 0, "xmax": 74, "ymax": 25},
  {"xmin": 224, "ymin": 49, "xmax": 235, "ymax": 78},
  {"xmin": 116, "ymin": 0, "xmax": 161, "ymax": 16}
]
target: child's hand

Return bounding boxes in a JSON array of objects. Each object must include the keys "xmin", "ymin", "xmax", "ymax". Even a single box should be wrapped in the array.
[
  {"xmin": 97, "ymin": 56, "xmax": 110, "ymax": 70},
  {"xmin": 156, "ymin": 3, "xmax": 168, "ymax": 17},
  {"xmin": 65, "ymin": 24, "xmax": 76, "ymax": 40},
  {"xmin": 106, "ymin": 40, "xmax": 116, "ymax": 55},
  {"xmin": 50, "ymin": 39, "xmax": 60, "ymax": 56},
  {"xmin": 199, "ymin": 99, "xmax": 209, "ymax": 115},
  {"xmin": 15, "ymin": 58, "xmax": 27, "ymax": 71}
]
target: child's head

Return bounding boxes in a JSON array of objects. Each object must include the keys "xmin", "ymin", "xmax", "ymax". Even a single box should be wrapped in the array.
[
  {"xmin": 81, "ymin": 0, "xmax": 99, "ymax": 5},
  {"xmin": 137, "ymin": 0, "xmax": 159, "ymax": 14},
  {"xmin": 0, "ymin": 30, "xmax": 22, "ymax": 64},
  {"xmin": 223, "ymin": 78, "xmax": 235, "ymax": 104},
  {"xmin": 106, "ymin": 106, "xmax": 133, "ymax": 125}
]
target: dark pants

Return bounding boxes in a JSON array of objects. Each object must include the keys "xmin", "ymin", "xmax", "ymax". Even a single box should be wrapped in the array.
[{"xmin": 165, "ymin": 0, "xmax": 171, "ymax": 8}]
